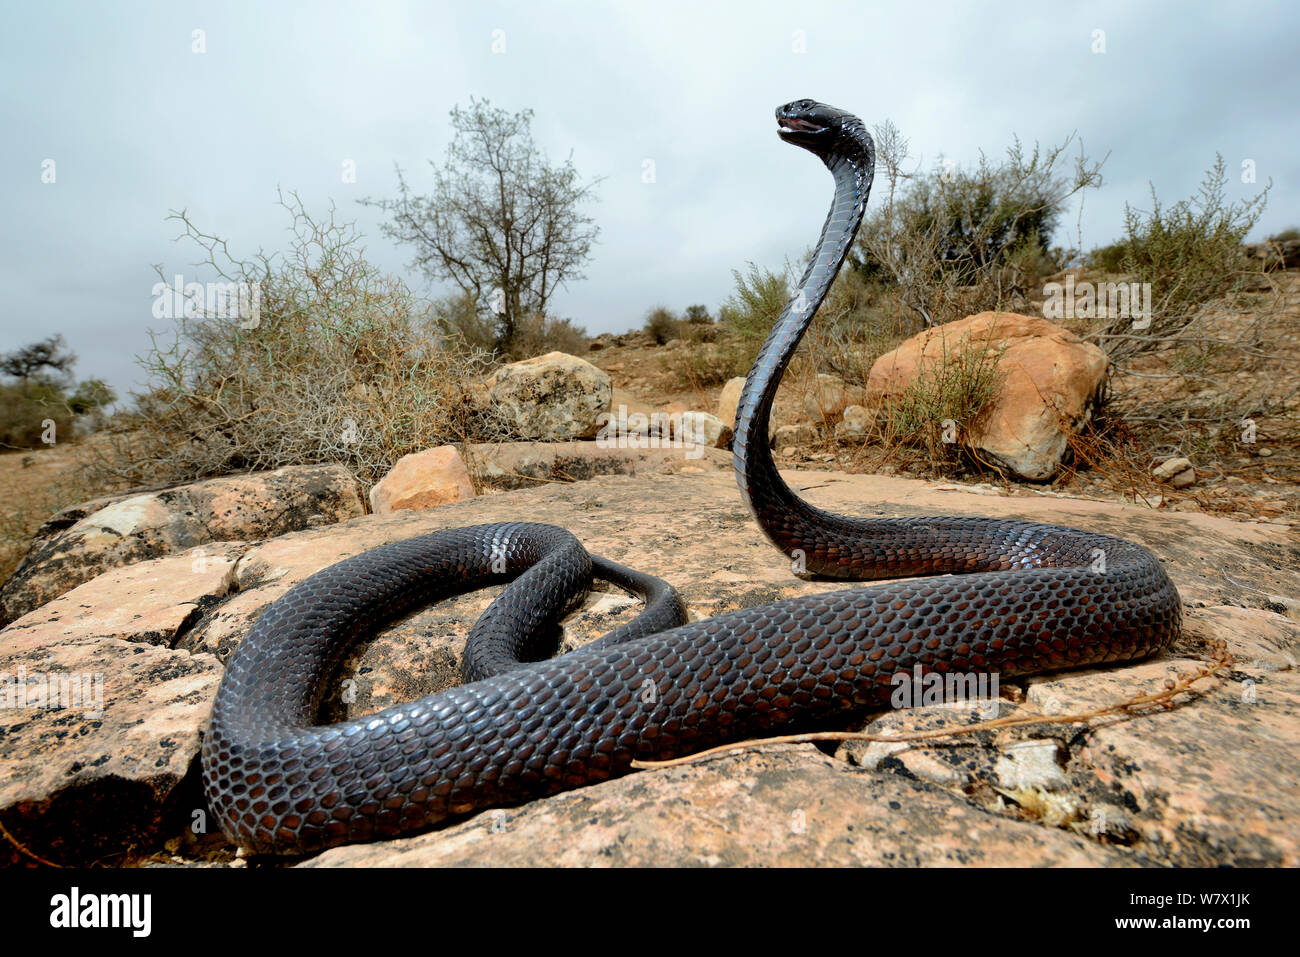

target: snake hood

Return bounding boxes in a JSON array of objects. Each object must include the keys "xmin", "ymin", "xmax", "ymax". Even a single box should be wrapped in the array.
[{"xmin": 776, "ymin": 98, "xmax": 872, "ymax": 166}]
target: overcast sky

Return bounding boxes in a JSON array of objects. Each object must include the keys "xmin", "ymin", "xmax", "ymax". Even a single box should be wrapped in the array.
[{"xmin": 2, "ymin": 0, "xmax": 1297, "ymax": 401}]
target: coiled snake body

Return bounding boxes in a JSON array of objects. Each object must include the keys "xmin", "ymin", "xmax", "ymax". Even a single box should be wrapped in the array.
[{"xmin": 202, "ymin": 100, "xmax": 1182, "ymax": 855}]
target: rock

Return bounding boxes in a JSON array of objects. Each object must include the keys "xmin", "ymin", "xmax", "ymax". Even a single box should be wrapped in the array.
[
  {"xmin": 0, "ymin": 465, "xmax": 365, "ymax": 627},
  {"xmin": 1152, "ymin": 457, "xmax": 1193, "ymax": 482},
  {"xmin": 772, "ymin": 423, "xmax": 816, "ymax": 450},
  {"xmin": 303, "ymin": 745, "xmax": 1119, "ymax": 867},
  {"xmin": 868, "ymin": 312, "xmax": 1108, "ymax": 481},
  {"xmin": 835, "ymin": 404, "xmax": 873, "ymax": 440},
  {"xmin": 609, "ymin": 389, "xmax": 665, "ymax": 436},
  {"xmin": 802, "ymin": 374, "xmax": 860, "ymax": 420},
  {"xmin": 369, "ymin": 446, "xmax": 475, "ymax": 515},
  {"xmin": 716, "ymin": 377, "xmax": 746, "ymax": 429},
  {"xmin": 465, "ymin": 440, "xmax": 732, "ymax": 492},
  {"xmin": 2, "ymin": 468, "xmax": 1296, "ymax": 866},
  {"xmin": 0, "ymin": 544, "xmax": 240, "ymax": 864},
  {"xmin": 485, "ymin": 351, "xmax": 612, "ymax": 440},
  {"xmin": 1244, "ymin": 238, "xmax": 1300, "ymax": 269},
  {"xmin": 1169, "ymin": 469, "xmax": 1196, "ymax": 489},
  {"xmin": 674, "ymin": 411, "xmax": 732, "ymax": 450}
]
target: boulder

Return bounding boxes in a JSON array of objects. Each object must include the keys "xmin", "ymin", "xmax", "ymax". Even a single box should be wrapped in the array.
[
  {"xmin": 0, "ymin": 464, "xmax": 365, "ymax": 626},
  {"xmin": 674, "ymin": 411, "xmax": 732, "ymax": 450},
  {"xmin": 802, "ymin": 374, "xmax": 861, "ymax": 420},
  {"xmin": 716, "ymin": 377, "xmax": 746, "ymax": 429},
  {"xmin": 869, "ymin": 312, "xmax": 1108, "ymax": 480},
  {"xmin": 835, "ymin": 404, "xmax": 874, "ymax": 440},
  {"xmin": 369, "ymin": 446, "xmax": 475, "ymax": 515},
  {"xmin": 486, "ymin": 351, "xmax": 612, "ymax": 440},
  {"xmin": 1153, "ymin": 457, "xmax": 1196, "ymax": 488},
  {"xmin": 772, "ymin": 423, "xmax": 816, "ymax": 450}
]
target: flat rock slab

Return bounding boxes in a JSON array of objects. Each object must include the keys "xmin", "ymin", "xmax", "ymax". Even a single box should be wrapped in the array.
[
  {"xmin": 0, "ymin": 464, "xmax": 364, "ymax": 626},
  {"xmin": 0, "ymin": 468, "xmax": 1296, "ymax": 866},
  {"xmin": 302, "ymin": 745, "xmax": 1125, "ymax": 867}
]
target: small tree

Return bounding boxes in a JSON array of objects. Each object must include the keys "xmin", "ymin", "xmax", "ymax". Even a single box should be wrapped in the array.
[
  {"xmin": 1, "ymin": 335, "xmax": 77, "ymax": 394},
  {"xmin": 362, "ymin": 98, "xmax": 601, "ymax": 354},
  {"xmin": 684, "ymin": 304, "xmax": 711, "ymax": 324}
]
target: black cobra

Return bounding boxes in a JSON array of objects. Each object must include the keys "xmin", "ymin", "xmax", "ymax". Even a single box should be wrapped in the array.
[{"xmin": 202, "ymin": 100, "xmax": 1182, "ymax": 855}]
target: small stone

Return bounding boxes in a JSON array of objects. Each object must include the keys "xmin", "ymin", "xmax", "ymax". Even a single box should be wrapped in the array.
[
  {"xmin": 1152, "ymin": 457, "xmax": 1193, "ymax": 482},
  {"xmin": 772, "ymin": 423, "xmax": 816, "ymax": 450}
]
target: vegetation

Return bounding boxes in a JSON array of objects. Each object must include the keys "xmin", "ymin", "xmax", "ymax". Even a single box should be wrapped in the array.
[
  {"xmin": 362, "ymin": 98, "xmax": 601, "ymax": 356},
  {"xmin": 1085, "ymin": 155, "xmax": 1271, "ymax": 363},
  {"xmin": 0, "ymin": 335, "xmax": 115, "ymax": 450},
  {"xmin": 87, "ymin": 191, "xmax": 507, "ymax": 489},
  {"xmin": 642, "ymin": 306, "xmax": 680, "ymax": 345},
  {"xmin": 853, "ymin": 120, "xmax": 1102, "ymax": 329}
]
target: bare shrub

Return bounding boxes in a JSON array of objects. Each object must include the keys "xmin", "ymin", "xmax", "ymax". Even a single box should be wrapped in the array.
[
  {"xmin": 89, "ymin": 191, "xmax": 506, "ymax": 489},
  {"xmin": 856, "ymin": 120, "xmax": 1103, "ymax": 330}
]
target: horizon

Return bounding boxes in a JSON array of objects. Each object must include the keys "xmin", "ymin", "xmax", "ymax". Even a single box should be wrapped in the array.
[{"xmin": 2, "ymin": 0, "xmax": 1297, "ymax": 401}]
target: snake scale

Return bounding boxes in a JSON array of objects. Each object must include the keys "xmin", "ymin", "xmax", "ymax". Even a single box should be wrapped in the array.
[{"xmin": 202, "ymin": 100, "xmax": 1182, "ymax": 855}]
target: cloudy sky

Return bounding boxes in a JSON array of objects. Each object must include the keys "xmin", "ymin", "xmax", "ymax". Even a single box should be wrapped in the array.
[{"xmin": 2, "ymin": 0, "xmax": 1297, "ymax": 401}]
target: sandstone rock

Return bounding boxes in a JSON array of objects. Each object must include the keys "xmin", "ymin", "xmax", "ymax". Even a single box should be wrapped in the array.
[
  {"xmin": 0, "ymin": 464, "xmax": 365, "ymax": 626},
  {"xmin": 1152, "ymin": 457, "xmax": 1192, "ymax": 482},
  {"xmin": 609, "ymin": 389, "xmax": 665, "ymax": 436},
  {"xmin": 717, "ymin": 377, "xmax": 746, "ymax": 429},
  {"xmin": 773, "ymin": 423, "xmax": 816, "ymax": 450},
  {"xmin": 802, "ymin": 373, "xmax": 860, "ymax": 421},
  {"xmin": 0, "ymin": 545, "xmax": 241, "ymax": 864},
  {"xmin": 674, "ymin": 411, "xmax": 732, "ymax": 450},
  {"xmin": 485, "ymin": 351, "xmax": 612, "ymax": 440},
  {"xmin": 466, "ymin": 440, "xmax": 731, "ymax": 491},
  {"xmin": 1, "ymin": 468, "xmax": 1295, "ymax": 866},
  {"xmin": 1170, "ymin": 469, "xmax": 1196, "ymax": 489},
  {"xmin": 868, "ymin": 312, "xmax": 1108, "ymax": 481},
  {"xmin": 369, "ymin": 445, "xmax": 475, "ymax": 514},
  {"xmin": 303, "ymin": 745, "xmax": 1120, "ymax": 867},
  {"xmin": 836, "ymin": 404, "xmax": 873, "ymax": 440}
]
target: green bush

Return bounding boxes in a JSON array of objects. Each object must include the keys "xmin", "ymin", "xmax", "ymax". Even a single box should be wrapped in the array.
[
  {"xmin": 881, "ymin": 334, "xmax": 1006, "ymax": 463},
  {"xmin": 719, "ymin": 263, "xmax": 790, "ymax": 360},
  {"xmin": 0, "ymin": 381, "xmax": 75, "ymax": 450},
  {"xmin": 1268, "ymin": 226, "xmax": 1299, "ymax": 242},
  {"xmin": 1091, "ymin": 155, "xmax": 1270, "ymax": 362},
  {"xmin": 683, "ymin": 304, "xmax": 711, "ymax": 324},
  {"xmin": 643, "ymin": 306, "xmax": 681, "ymax": 344},
  {"xmin": 853, "ymin": 121, "xmax": 1103, "ymax": 328}
]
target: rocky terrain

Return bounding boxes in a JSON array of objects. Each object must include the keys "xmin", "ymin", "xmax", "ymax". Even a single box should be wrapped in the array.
[{"xmin": 0, "ymin": 306, "xmax": 1296, "ymax": 868}]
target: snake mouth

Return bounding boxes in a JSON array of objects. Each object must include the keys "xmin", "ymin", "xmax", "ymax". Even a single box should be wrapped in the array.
[{"xmin": 777, "ymin": 116, "xmax": 828, "ymax": 139}]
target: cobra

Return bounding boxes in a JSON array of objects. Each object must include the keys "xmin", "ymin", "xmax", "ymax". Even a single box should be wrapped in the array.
[{"xmin": 201, "ymin": 99, "xmax": 1182, "ymax": 855}]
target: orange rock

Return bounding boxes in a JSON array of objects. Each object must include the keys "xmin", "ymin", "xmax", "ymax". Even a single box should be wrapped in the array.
[
  {"xmin": 369, "ymin": 445, "xmax": 476, "ymax": 514},
  {"xmin": 869, "ymin": 312, "xmax": 1108, "ymax": 480}
]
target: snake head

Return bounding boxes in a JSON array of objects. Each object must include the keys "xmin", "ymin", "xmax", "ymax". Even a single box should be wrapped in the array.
[{"xmin": 776, "ymin": 99, "xmax": 867, "ymax": 160}]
